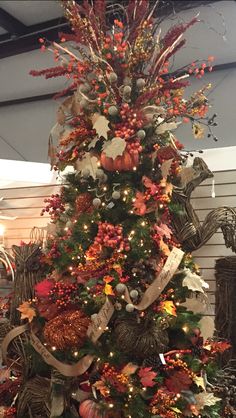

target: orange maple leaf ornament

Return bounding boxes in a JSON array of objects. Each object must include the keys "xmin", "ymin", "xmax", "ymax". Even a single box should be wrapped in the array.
[
  {"xmin": 160, "ymin": 300, "xmax": 177, "ymax": 316},
  {"xmin": 93, "ymin": 380, "xmax": 110, "ymax": 397},
  {"xmin": 17, "ymin": 301, "xmax": 36, "ymax": 322},
  {"xmin": 103, "ymin": 276, "xmax": 115, "ymax": 296}
]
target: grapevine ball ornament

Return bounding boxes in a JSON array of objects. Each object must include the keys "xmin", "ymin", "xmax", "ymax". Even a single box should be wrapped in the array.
[
  {"xmin": 43, "ymin": 309, "xmax": 90, "ymax": 350},
  {"xmin": 114, "ymin": 317, "xmax": 169, "ymax": 358}
]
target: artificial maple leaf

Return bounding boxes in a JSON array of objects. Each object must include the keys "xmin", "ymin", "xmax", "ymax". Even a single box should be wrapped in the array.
[
  {"xmin": 182, "ymin": 269, "xmax": 209, "ymax": 293},
  {"xmin": 159, "ymin": 238, "xmax": 171, "ymax": 256},
  {"xmin": 159, "ymin": 300, "xmax": 177, "ymax": 317},
  {"xmin": 102, "ymin": 137, "xmax": 126, "ymax": 159},
  {"xmin": 193, "ymin": 375, "xmax": 206, "ymax": 390},
  {"xmin": 93, "ymin": 380, "xmax": 110, "ymax": 397},
  {"xmin": 180, "ymin": 297, "xmax": 207, "ymax": 314},
  {"xmin": 161, "ymin": 158, "xmax": 173, "ymax": 178},
  {"xmin": 207, "ymin": 340, "xmax": 231, "ymax": 354},
  {"xmin": 159, "ymin": 178, "xmax": 173, "ymax": 196},
  {"xmin": 165, "ymin": 182, "xmax": 173, "ymax": 196},
  {"xmin": 199, "ymin": 316, "xmax": 215, "ymax": 340},
  {"xmin": 92, "ymin": 114, "xmax": 110, "ymax": 139},
  {"xmin": 122, "ymin": 363, "xmax": 138, "ymax": 376},
  {"xmin": 194, "ymin": 392, "xmax": 221, "ymax": 410},
  {"xmin": 133, "ymin": 191, "xmax": 147, "ymax": 215},
  {"xmin": 138, "ymin": 367, "xmax": 157, "ymax": 387},
  {"xmin": 165, "ymin": 370, "xmax": 192, "ymax": 393},
  {"xmin": 75, "ymin": 154, "xmax": 99, "ymax": 179},
  {"xmin": 103, "ymin": 276, "xmax": 115, "ymax": 296},
  {"xmin": 17, "ymin": 301, "xmax": 36, "ymax": 323},
  {"xmin": 154, "ymin": 223, "xmax": 172, "ymax": 239}
]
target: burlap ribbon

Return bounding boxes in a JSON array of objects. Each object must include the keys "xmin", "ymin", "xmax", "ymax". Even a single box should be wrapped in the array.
[
  {"xmin": 123, "ymin": 247, "xmax": 184, "ymax": 309},
  {"xmin": 1, "ymin": 247, "xmax": 183, "ymax": 377}
]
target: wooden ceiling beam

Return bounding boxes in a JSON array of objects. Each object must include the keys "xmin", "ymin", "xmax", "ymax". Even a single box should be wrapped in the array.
[{"xmin": 0, "ymin": 7, "xmax": 27, "ymax": 35}]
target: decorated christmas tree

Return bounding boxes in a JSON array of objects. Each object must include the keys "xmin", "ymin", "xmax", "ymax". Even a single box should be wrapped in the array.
[{"xmin": 1, "ymin": 1, "xmax": 235, "ymax": 417}]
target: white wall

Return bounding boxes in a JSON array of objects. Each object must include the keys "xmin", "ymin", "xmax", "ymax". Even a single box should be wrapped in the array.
[{"xmin": 0, "ymin": 1, "xmax": 236, "ymax": 163}]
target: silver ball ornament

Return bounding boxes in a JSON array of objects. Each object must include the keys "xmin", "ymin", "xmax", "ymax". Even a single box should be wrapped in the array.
[
  {"xmin": 137, "ymin": 129, "xmax": 146, "ymax": 139},
  {"xmin": 108, "ymin": 106, "xmax": 119, "ymax": 116},
  {"xmin": 108, "ymin": 72, "xmax": 118, "ymax": 83},
  {"xmin": 116, "ymin": 283, "xmax": 126, "ymax": 294},
  {"xmin": 136, "ymin": 78, "xmax": 145, "ymax": 89},
  {"xmin": 93, "ymin": 198, "xmax": 102, "ymax": 208},
  {"xmin": 112, "ymin": 190, "xmax": 121, "ymax": 200},
  {"xmin": 114, "ymin": 302, "xmax": 122, "ymax": 311},
  {"xmin": 130, "ymin": 289, "xmax": 139, "ymax": 299},
  {"xmin": 126, "ymin": 303, "xmax": 135, "ymax": 313}
]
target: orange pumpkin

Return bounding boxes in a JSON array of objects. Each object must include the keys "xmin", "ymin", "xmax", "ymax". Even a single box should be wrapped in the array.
[
  {"xmin": 79, "ymin": 400, "xmax": 108, "ymax": 418},
  {"xmin": 100, "ymin": 150, "xmax": 139, "ymax": 171}
]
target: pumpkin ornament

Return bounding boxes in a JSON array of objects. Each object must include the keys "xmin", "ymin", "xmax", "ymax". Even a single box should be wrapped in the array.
[
  {"xmin": 100, "ymin": 148, "xmax": 139, "ymax": 171},
  {"xmin": 79, "ymin": 399, "xmax": 118, "ymax": 418}
]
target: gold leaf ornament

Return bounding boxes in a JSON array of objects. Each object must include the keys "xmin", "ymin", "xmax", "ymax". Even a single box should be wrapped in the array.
[
  {"xmin": 180, "ymin": 297, "xmax": 207, "ymax": 314},
  {"xmin": 182, "ymin": 269, "xmax": 209, "ymax": 293},
  {"xmin": 193, "ymin": 375, "xmax": 206, "ymax": 390},
  {"xmin": 102, "ymin": 137, "xmax": 126, "ymax": 159},
  {"xmin": 75, "ymin": 154, "xmax": 99, "ymax": 179},
  {"xmin": 199, "ymin": 316, "xmax": 215, "ymax": 340},
  {"xmin": 161, "ymin": 158, "xmax": 173, "ymax": 178},
  {"xmin": 194, "ymin": 392, "xmax": 221, "ymax": 410},
  {"xmin": 92, "ymin": 114, "xmax": 110, "ymax": 139}
]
